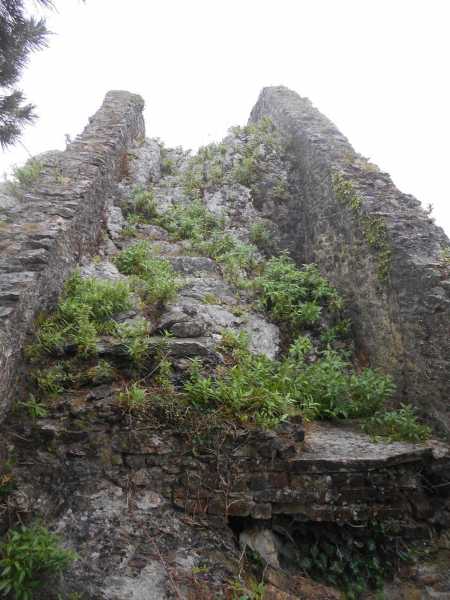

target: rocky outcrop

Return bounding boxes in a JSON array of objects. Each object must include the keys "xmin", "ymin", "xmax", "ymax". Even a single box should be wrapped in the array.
[
  {"xmin": 250, "ymin": 86, "xmax": 450, "ymax": 433},
  {"xmin": 1, "ymin": 89, "xmax": 450, "ymax": 600},
  {"xmin": 0, "ymin": 91, "xmax": 144, "ymax": 420}
]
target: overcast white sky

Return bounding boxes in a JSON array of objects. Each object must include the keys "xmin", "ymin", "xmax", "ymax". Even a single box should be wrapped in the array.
[{"xmin": 1, "ymin": 0, "xmax": 449, "ymax": 235}]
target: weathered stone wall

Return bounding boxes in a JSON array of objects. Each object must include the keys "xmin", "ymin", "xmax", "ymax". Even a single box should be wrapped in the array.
[
  {"xmin": 116, "ymin": 422, "xmax": 450, "ymax": 527},
  {"xmin": 0, "ymin": 90, "xmax": 144, "ymax": 420},
  {"xmin": 250, "ymin": 87, "xmax": 450, "ymax": 433}
]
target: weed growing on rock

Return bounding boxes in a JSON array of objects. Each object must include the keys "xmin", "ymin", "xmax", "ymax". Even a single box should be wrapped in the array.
[
  {"xmin": 218, "ymin": 329, "xmax": 250, "ymax": 356},
  {"xmin": 8, "ymin": 159, "xmax": 43, "ymax": 198},
  {"xmin": 19, "ymin": 394, "xmax": 48, "ymax": 421},
  {"xmin": 228, "ymin": 118, "xmax": 288, "ymax": 197},
  {"xmin": 114, "ymin": 241, "xmax": 179, "ymax": 304},
  {"xmin": 362, "ymin": 404, "xmax": 431, "ymax": 442},
  {"xmin": 118, "ymin": 382, "xmax": 148, "ymax": 413},
  {"xmin": 256, "ymin": 255, "xmax": 343, "ymax": 330},
  {"xmin": 181, "ymin": 160, "xmax": 204, "ymax": 198},
  {"xmin": 27, "ymin": 273, "xmax": 133, "ymax": 359},
  {"xmin": 183, "ymin": 346, "xmax": 295, "ymax": 427},
  {"xmin": 132, "ymin": 186, "xmax": 158, "ymax": 220},
  {"xmin": 161, "ymin": 157, "xmax": 175, "ymax": 176},
  {"xmin": 182, "ymin": 333, "xmax": 394, "ymax": 427},
  {"xmin": 122, "ymin": 219, "xmax": 138, "ymax": 238},
  {"xmin": 249, "ymin": 222, "xmax": 276, "ymax": 255},
  {"xmin": 180, "ymin": 143, "xmax": 227, "ymax": 197},
  {"xmin": 116, "ymin": 319, "xmax": 151, "ymax": 366},
  {"xmin": 195, "ymin": 232, "xmax": 261, "ymax": 285},
  {"xmin": 153, "ymin": 201, "xmax": 261, "ymax": 284},
  {"xmin": 228, "ymin": 578, "xmax": 266, "ymax": 600},
  {"xmin": 231, "ymin": 155, "xmax": 257, "ymax": 187},
  {"xmin": 0, "ymin": 524, "xmax": 76, "ymax": 600},
  {"xmin": 173, "ymin": 117, "xmax": 286, "ymax": 201},
  {"xmin": 332, "ymin": 171, "xmax": 391, "ymax": 282},
  {"xmin": 157, "ymin": 200, "xmax": 224, "ymax": 243},
  {"xmin": 33, "ymin": 363, "xmax": 70, "ymax": 398},
  {"xmin": 84, "ymin": 360, "xmax": 116, "ymax": 385},
  {"xmin": 441, "ymin": 246, "xmax": 450, "ymax": 265},
  {"xmin": 202, "ymin": 293, "xmax": 221, "ymax": 305}
]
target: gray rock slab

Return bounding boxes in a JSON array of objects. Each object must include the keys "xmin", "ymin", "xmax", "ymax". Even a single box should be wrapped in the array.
[
  {"xmin": 102, "ymin": 562, "xmax": 168, "ymax": 599},
  {"xmin": 240, "ymin": 313, "xmax": 280, "ymax": 359},
  {"xmin": 168, "ymin": 255, "xmax": 218, "ymax": 275}
]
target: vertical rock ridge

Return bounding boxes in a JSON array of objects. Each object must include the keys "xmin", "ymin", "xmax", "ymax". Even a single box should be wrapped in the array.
[
  {"xmin": 250, "ymin": 86, "xmax": 450, "ymax": 432},
  {"xmin": 0, "ymin": 90, "xmax": 145, "ymax": 420}
]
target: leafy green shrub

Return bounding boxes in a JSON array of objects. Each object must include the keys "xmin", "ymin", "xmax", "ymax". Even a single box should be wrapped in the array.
[
  {"xmin": 28, "ymin": 273, "xmax": 133, "ymax": 359},
  {"xmin": 152, "ymin": 197, "xmax": 261, "ymax": 283},
  {"xmin": 179, "ymin": 143, "xmax": 228, "ymax": 197},
  {"xmin": 348, "ymin": 369, "xmax": 396, "ymax": 418},
  {"xmin": 231, "ymin": 155, "xmax": 258, "ymax": 187},
  {"xmin": 292, "ymin": 348, "xmax": 394, "ymax": 420},
  {"xmin": 249, "ymin": 222, "xmax": 275, "ymax": 255},
  {"xmin": 183, "ymin": 349, "xmax": 294, "ymax": 428},
  {"xmin": 126, "ymin": 213, "xmax": 145, "ymax": 227},
  {"xmin": 114, "ymin": 241, "xmax": 179, "ymax": 304},
  {"xmin": 208, "ymin": 162, "xmax": 224, "ymax": 186},
  {"xmin": 14, "ymin": 160, "xmax": 43, "ymax": 185},
  {"xmin": 63, "ymin": 273, "xmax": 131, "ymax": 331},
  {"xmin": 195, "ymin": 232, "xmax": 260, "ymax": 284},
  {"xmin": 161, "ymin": 157, "xmax": 175, "ymax": 176},
  {"xmin": 155, "ymin": 200, "xmax": 261, "ymax": 283},
  {"xmin": 256, "ymin": 255, "xmax": 343, "ymax": 329},
  {"xmin": 182, "ymin": 334, "xmax": 395, "ymax": 428},
  {"xmin": 85, "ymin": 360, "xmax": 116, "ymax": 384},
  {"xmin": 0, "ymin": 524, "xmax": 76, "ymax": 600},
  {"xmin": 8, "ymin": 160, "xmax": 43, "ymax": 197},
  {"xmin": 228, "ymin": 117, "xmax": 282, "ymax": 189},
  {"xmin": 181, "ymin": 161, "xmax": 204, "ymax": 198},
  {"xmin": 271, "ymin": 177, "xmax": 289, "ymax": 202},
  {"xmin": 218, "ymin": 329, "xmax": 249, "ymax": 356},
  {"xmin": 116, "ymin": 319, "xmax": 151, "ymax": 365},
  {"xmin": 362, "ymin": 405, "xmax": 431, "ymax": 442},
  {"xmin": 132, "ymin": 187, "xmax": 157, "ymax": 220},
  {"xmin": 320, "ymin": 319, "xmax": 351, "ymax": 345},
  {"xmin": 157, "ymin": 200, "xmax": 224, "ymax": 243},
  {"xmin": 33, "ymin": 363, "xmax": 70, "ymax": 398}
]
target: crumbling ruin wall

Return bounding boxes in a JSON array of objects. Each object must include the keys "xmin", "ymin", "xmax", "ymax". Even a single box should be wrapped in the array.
[
  {"xmin": 250, "ymin": 86, "xmax": 450, "ymax": 433},
  {"xmin": 0, "ymin": 91, "xmax": 144, "ymax": 420}
]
